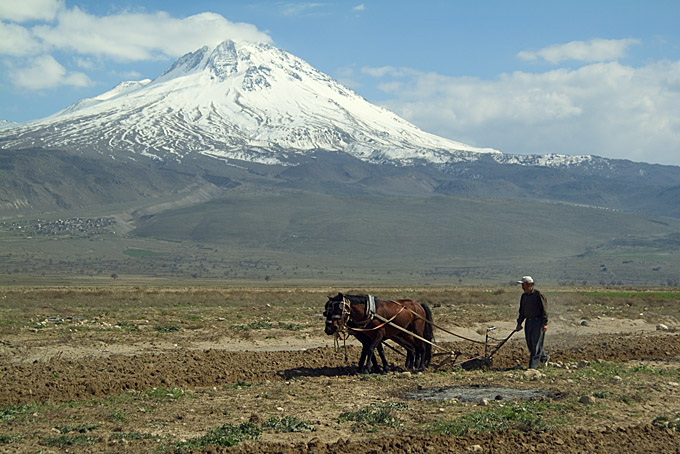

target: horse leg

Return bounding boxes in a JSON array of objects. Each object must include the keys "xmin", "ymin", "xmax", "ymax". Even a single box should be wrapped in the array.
[
  {"xmin": 406, "ymin": 350, "xmax": 414, "ymax": 370},
  {"xmin": 365, "ymin": 331, "xmax": 384, "ymax": 374},
  {"xmin": 357, "ymin": 343, "xmax": 370, "ymax": 373},
  {"xmin": 415, "ymin": 340, "xmax": 426, "ymax": 371},
  {"xmin": 375, "ymin": 343, "xmax": 389, "ymax": 374},
  {"xmin": 356, "ymin": 335, "xmax": 374, "ymax": 374},
  {"xmin": 422, "ymin": 302, "xmax": 434, "ymax": 368},
  {"xmin": 413, "ymin": 322, "xmax": 426, "ymax": 371}
]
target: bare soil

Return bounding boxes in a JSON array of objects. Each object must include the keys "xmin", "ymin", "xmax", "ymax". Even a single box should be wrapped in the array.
[{"xmin": 1, "ymin": 287, "xmax": 679, "ymax": 453}]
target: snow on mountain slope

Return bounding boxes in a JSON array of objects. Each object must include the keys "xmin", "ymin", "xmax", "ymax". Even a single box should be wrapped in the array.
[
  {"xmin": 0, "ymin": 40, "xmax": 500, "ymax": 166},
  {"xmin": 0, "ymin": 120, "xmax": 19, "ymax": 130}
]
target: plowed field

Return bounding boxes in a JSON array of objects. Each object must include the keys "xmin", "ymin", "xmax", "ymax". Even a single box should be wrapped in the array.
[{"xmin": 1, "ymin": 287, "xmax": 679, "ymax": 453}]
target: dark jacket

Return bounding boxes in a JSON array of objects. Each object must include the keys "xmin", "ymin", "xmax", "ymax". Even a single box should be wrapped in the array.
[{"xmin": 517, "ymin": 289, "xmax": 548, "ymax": 326}]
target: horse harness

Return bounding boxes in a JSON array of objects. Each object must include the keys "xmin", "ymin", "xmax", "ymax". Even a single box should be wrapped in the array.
[
  {"xmin": 336, "ymin": 295, "xmax": 405, "ymax": 332},
  {"xmin": 327, "ymin": 295, "xmax": 407, "ymax": 356}
]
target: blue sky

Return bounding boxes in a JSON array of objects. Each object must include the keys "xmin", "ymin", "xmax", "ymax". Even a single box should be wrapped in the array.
[{"xmin": 1, "ymin": 1, "xmax": 680, "ymax": 166}]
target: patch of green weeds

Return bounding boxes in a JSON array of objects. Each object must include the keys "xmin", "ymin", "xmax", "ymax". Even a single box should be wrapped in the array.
[
  {"xmin": 652, "ymin": 413, "xmax": 680, "ymax": 431},
  {"xmin": 0, "ymin": 434, "xmax": 22, "ymax": 444},
  {"xmin": 338, "ymin": 402, "xmax": 408, "ymax": 431},
  {"xmin": 116, "ymin": 321, "xmax": 139, "ymax": 332},
  {"xmin": 262, "ymin": 416, "xmax": 317, "ymax": 433},
  {"xmin": 154, "ymin": 324, "xmax": 181, "ymax": 333},
  {"xmin": 225, "ymin": 380, "xmax": 255, "ymax": 390},
  {"xmin": 0, "ymin": 403, "xmax": 43, "ymax": 423},
  {"xmin": 631, "ymin": 364, "xmax": 667, "ymax": 375},
  {"xmin": 428, "ymin": 401, "xmax": 563, "ymax": 436},
  {"xmin": 358, "ymin": 373, "xmax": 388, "ymax": 381},
  {"xmin": 619, "ymin": 393, "xmax": 644, "ymax": 405},
  {"xmin": 109, "ymin": 410, "xmax": 126, "ymax": 422},
  {"xmin": 40, "ymin": 434, "xmax": 99, "ymax": 447},
  {"xmin": 592, "ymin": 390, "xmax": 613, "ymax": 399},
  {"xmin": 570, "ymin": 361, "xmax": 625, "ymax": 381},
  {"xmin": 110, "ymin": 432, "xmax": 156, "ymax": 440},
  {"xmin": 55, "ymin": 423, "xmax": 99, "ymax": 434},
  {"xmin": 175, "ymin": 422, "xmax": 261, "ymax": 451}
]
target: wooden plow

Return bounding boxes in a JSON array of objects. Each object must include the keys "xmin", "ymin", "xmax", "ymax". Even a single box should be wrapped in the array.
[{"xmin": 370, "ymin": 310, "xmax": 518, "ymax": 371}]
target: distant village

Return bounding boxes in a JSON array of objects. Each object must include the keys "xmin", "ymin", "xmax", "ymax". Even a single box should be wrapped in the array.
[{"xmin": 1, "ymin": 217, "xmax": 116, "ymax": 237}]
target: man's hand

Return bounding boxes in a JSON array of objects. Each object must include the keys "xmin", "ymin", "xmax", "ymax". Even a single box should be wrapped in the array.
[
  {"xmin": 515, "ymin": 323, "xmax": 523, "ymax": 332},
  {"xmin": 542, "ymin": 324, "xmax": 548, "ymax": 332}
]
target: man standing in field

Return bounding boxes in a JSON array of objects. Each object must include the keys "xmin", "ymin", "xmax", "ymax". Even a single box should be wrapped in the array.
[{"xmin": 514, "ymin": 276, "xmax": 549, "ymax": 369}]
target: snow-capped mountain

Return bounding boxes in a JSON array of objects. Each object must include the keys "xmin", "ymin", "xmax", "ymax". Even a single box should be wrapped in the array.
[{"xmin": 0, "ymin": 40, "xmax": 501, "ymax": 166}]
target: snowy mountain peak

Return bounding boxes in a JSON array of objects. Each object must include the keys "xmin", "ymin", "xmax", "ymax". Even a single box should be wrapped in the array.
[{"xmin": 1, "ymin": 39, "xmax": 502, "ymax": 166}]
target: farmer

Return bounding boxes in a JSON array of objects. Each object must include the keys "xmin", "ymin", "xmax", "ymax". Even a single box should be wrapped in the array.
[{"xmin": 514, "ymin": 276, "xmax": 549, "ymax": 369}]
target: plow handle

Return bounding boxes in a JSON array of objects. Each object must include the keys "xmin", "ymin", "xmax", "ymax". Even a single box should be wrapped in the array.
[{"xmin": 488, "ymin": 329, "xmax": 518, "ymax": 358}]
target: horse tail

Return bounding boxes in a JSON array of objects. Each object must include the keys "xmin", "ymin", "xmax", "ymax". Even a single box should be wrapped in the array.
[{"xmin": 421, "ymin": 302, "xmax": 434, "ymax": 367}]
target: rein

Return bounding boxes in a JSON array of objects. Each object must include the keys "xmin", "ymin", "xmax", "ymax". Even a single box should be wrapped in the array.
[{"xmin": 333, "ymin": 328, "xmax": 350, "ymax": 362}]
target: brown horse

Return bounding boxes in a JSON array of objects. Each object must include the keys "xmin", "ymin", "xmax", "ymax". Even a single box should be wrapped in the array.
[{"xmin": 323, "ymin": 293, "xmax": 433, "ymax": 372}]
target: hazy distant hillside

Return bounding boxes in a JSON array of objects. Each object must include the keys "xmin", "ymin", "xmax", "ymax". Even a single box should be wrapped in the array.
[{"xmin": 0, "ymin": 148, "xmax": 199, "ymax": 215}]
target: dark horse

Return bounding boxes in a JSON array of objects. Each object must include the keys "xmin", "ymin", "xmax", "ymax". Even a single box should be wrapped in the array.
[{"xmin": 323, "ymin": 293, "xmax": 434, "ymax": 372}]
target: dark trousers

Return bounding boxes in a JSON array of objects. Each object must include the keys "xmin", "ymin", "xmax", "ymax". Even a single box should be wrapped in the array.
[{"xmin": 524, "ymin": 318, "xmax": 547, "ymax": 369}]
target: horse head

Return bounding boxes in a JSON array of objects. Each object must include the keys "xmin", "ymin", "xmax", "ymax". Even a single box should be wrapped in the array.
[{"xmin": 323, "ymin": 293, "xmax": 348, "ymax": 335}]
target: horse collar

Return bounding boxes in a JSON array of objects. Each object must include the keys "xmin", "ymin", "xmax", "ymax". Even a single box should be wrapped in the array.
[
  {"xmin": 342, "ymin": 295, "xmax": 374, "ymax": 326},
  {"xmin": 367, "ymin": 295, "xmax": 376, "ymax": 315}
]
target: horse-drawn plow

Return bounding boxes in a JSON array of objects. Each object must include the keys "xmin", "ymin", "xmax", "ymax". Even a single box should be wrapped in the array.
[
  {"xmin": 324, "ymin": 293, "xmax": 518, "ymax": 372},
  {"xmin": 374, "ymin": 311, "xmax": 518, "ymax": 371}
]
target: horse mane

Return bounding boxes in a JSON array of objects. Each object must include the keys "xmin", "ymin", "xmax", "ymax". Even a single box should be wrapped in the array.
[{"xmin": 344, "ymin": 294, "xmax": 369, "ymax": 305}]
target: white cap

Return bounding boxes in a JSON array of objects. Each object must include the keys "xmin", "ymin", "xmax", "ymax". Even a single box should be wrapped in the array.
[{"xmin": 517, "ymin": 276, "xmax": 534, "ymax": 284}]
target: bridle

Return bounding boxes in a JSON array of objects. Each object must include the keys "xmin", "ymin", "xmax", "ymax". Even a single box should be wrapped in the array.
[
  {"xmin": 324, "ymin": 295, "xmax": 407, "ymax": 355},
  {"xmin": 324, "ymin": 296, "xmax": 353, "ymax": 358},
  {"xmin": 325, "ymin": 296, "xmax": 352, "ymax": 335}
]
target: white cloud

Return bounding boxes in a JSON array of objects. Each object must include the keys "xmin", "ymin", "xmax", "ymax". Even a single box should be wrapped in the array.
[
  {"xmin": 0, "ymin": 22, "xmax": 42, "ymax": 56},
  {"xmin": 0, "ymin": 4, "xmax": 272, "ymax": 91},
  {"xmin": 30, "ymin": 9, "xmax": 271, "ymax": 61},
  {"xmin": 518, "ymin": 38, "xmax": 640, "ymax": 64},
  {"xmin": 371, "ymin": 60, "xmax": 680, "ymax": 166},
  {"xmin": 10, "ymin": 55, "xmax": 91, "ymax": 89},
  {"xmin": 0, "ymin": 0, "xmax": 62, "ymax": 22},
  {"xmin": 361, "ymin": 66, "xmax": 421, "ymax": 78},
  {"xmin": 280, "ymin": 3, "xmax": 325, "ymax": 16},
  {"xmin": 353, "ymin": 4, "xmax": 366, "ymax": 12}
]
